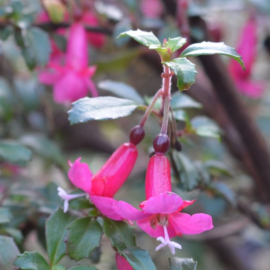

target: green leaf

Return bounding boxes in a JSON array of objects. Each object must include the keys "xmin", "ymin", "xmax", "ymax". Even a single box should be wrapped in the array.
[
  {"xmin": 180, "ymin": 41, "xmax": 245, "ymax": 70},
  {"xmin": 172, "ymin": 151, "xmax": 200, "ymax": 191},
  {"xmin": 209, "ymin": 182, "xmax": 236, "ymax": 207},
  {"xmin": 24, "ymin": 27, "xmax": 51, "ymax": 68},
  {"xmin": 0, "ymin": 236, "xmax": 20, "ymax": 270},
  {"xmin": 191, "ymin": 116, "xmax": 221, "ymax": 139},
  {"xmin": 68, "ymin": 266, "xmax": 98, "ymax": 270},
  {"xmin": 22, "ymin": 47, "xmax": 36, "ymax": 70},
  {"xmin": 20, "ymin": 134, "xmax": 65, "ymax": 168},
  {"xmin": 171, "ymin": 92, "xmax": 202, "ymax": 110},
  {"xmin": 0, "ymin": 140, "xmax": 32, "ymax": 166},
  {"xmin": 204, "ymin": 160, "xmax": 232, "ymax": 177},
  {"xmin": 46, "ymin": 208, "xmax": 76, "ymax": 265},
  {"xmin": 68, "ymin": 97, "xmax": 140, "ymax": 124},
  {"xmin": 113, "ymin": 20, "xmax": 132, "ymax": 47},
  {"xmin": 98, "ymin": 80, "xmax": 144, "ymax": 103},
  {"xmin": 53, "ymin": 265, "xmax": 66, "ymax": 270},
  {"xmin": 96, "ymin": 48, "xmax": 140, "ymax": 73},
  {"xmin": 121, "ymin": 247, "xmax": 156, "ymax": 270},
  {"xmin": 0, "ymin": 25, "xmax": 13, "ymax": 40},
  {"xmin": 0, "ymin": 207, "xmax": 12, "ymax": 224},
  {"xmin": 67, "ymin": 218, "xmax": 102, "ymax": 261},
  {"xmin": 173, "ymin": 110, "xmax": 192, "ymax": 129},
  {"xmin": 14, "ymin": 252, "xmax": 50, "ymax": 270},
  {"xmin": 169, "ymin": 257, "xmax": 197, "ymax": 270},
  {"xmin": 163, "ymin": 58, "xmax": 197, "ymax": 91},
  {"xmin": 103, "ymin": 218, "xmax": 136, "ymax": 252},
  {"xmin": 117, "ymin": 29, "xmax": 161, "ymax": 48},
  {"xmin": 167, "ymin": 37, "xmax": 187, "ymax": 52}
]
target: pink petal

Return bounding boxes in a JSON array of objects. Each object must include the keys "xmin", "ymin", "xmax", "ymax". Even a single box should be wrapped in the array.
[
  {"xmin": 66, "ymin": 22, "xmax": 88, "ymax": 70},
  {"xmin": 68, "ymin": 158, "xmax": 92, "ymax": 194},
  {"xmin": 169, "ymin": 212, "xmax": 213, "ymax": 235},
  {"xmin": 114, "ymin": 201, "xmax": 150, "ymax": 220},
  {"xmin": 140, "ymin": 192, "xmax": 183, "ymax": 214},
  {"xmin": 137, "ymin": 218, "xmax": 177, "ymax": 238},
  {"xmin": 53, "ymin": 71, "xmax": 88, "ymax": 104},
  {"xmin": 91, "ymin": 196, "xmax": 122, "ymax": 220}
]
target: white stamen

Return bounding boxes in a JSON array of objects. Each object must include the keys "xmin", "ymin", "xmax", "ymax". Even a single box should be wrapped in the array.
[
  {"xmin": 155, "ymin": 225, "xmax": 182, "ymax": 255},
  {"xmin": 57, "ymin": 187, "xmax": 86, "ymax": 213}
]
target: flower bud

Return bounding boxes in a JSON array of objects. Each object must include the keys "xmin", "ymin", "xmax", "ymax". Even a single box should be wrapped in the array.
[
  {"xmin": 145, "ymin": 153, "xmax": 171, "ymax": 199},
  {"xmin": 91, "ymin": 143, "xmax": 138, "ymax": 197}
]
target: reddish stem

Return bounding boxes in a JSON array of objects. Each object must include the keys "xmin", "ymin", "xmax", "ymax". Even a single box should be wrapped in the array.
[
  {"xmin": 139, "ymin": 88, "xmax": 163, "ymax": 127},
  {"xmin": 160, "ymin": 65, "xmax": 173, "ymax": 134}
]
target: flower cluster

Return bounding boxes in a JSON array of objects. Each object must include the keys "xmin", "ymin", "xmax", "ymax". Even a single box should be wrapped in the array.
[{"xmin": 58, "ymin": 128, "xmax": 213, "ymax": 258}]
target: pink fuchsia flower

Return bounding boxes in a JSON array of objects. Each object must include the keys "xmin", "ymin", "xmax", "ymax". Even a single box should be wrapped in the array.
[
  {"xmin": 39, "ymin": 22, "xmax": 97, "ymax": 104},
  {"xmin": 115, "ymin": 253, "xmax": 133, "ymax": 270},
  {"xmin": 59, "ymin": 143, "xmax": 138, "ymax": 219},
  {"xmin": 228, "ymin": 17, "xmax": 265, "ymax": 98},
  {"xmin": 140, "ymin": 0, "xmax": 163, "ymax": 19},
  {"xmin": 113, "ymin": 154, "xmax": 213, "ymax": 254}
]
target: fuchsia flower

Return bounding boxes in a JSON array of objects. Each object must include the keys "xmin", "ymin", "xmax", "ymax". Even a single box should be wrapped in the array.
[
  {"xmin": 140, "ymin": 0, "xmax": 163, "ymax": 19},
  {"xmin": 39, "ymin": 22, "xmax": 97, "ymax": 104},
  {"xmin": 58, "ymin": 143, "xmax": 138, "ymax": 218},
  {"xmin": 115, "ymin": 253, "xmax": 133, "ymax": 270},
  {"xmin": 112, "ymin": 154, "xmax": 213, "ymax": 254},
  {"xmin": 228, "ymin": 17, "xmax": 265, "ymax": 98}
]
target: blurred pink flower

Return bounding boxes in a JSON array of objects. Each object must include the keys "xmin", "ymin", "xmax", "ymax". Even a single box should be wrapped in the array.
[
  {"xmin": 229, "ymin": 17, "xmax": 265, "ymax": 98},
  {"xmin": 39, "ymin": 22, "xmax": 97, "ymax": 104},
  {"xmin": 115, "ymin": 253, "xmax": 133, "ymax": 270},
  {"xmin": 112, "ymin": 154, "xmax": 213, "ymax": 254},
  {"xmin": 59, "ymin": 143, "xmax": 138, "ymax": 218},
  {"xmin": 140, "ymin": 0, "xmax": 163, "ymax": 18}
]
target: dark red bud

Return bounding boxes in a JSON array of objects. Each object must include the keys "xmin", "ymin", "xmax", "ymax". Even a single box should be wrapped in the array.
[
  {"xmin": 153, "ymin": 134, "xmax": 170, "ymax": 153},
  {"xmin": 129, "ymin": 125, "xmax": 145, "ymax": 145}
]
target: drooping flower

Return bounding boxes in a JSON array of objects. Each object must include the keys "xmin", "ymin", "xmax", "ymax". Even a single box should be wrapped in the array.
[
  {"xmin": 58, "ymin": 142, "xmax": 138, "ymax": 218},
  {"xmin": 140, "ymin": 0, "xmax": 163, "ymax": 19},
  {"xmin": 115, "ymin": 253, "xmax": 133, "ymax": 270},
  {"xmin": 228, "ymin": 16, "xmax": 265, "ymax": 98},
  {"xmin": 111, "ymin": 154, "xmax": 213, "ymax": 254},
  {"xmin": 39, "ymin": 22, "xmax": 97, "ymax": 104}
]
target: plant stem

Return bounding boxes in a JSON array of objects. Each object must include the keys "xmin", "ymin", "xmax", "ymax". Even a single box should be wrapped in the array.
[
  {"xmin": 139, "ymin": 88, "xmax": 163, "ymax": 127},
  {"xmin": 160, "ymin": 65, "xmax": 173, "ymax": 134}
]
